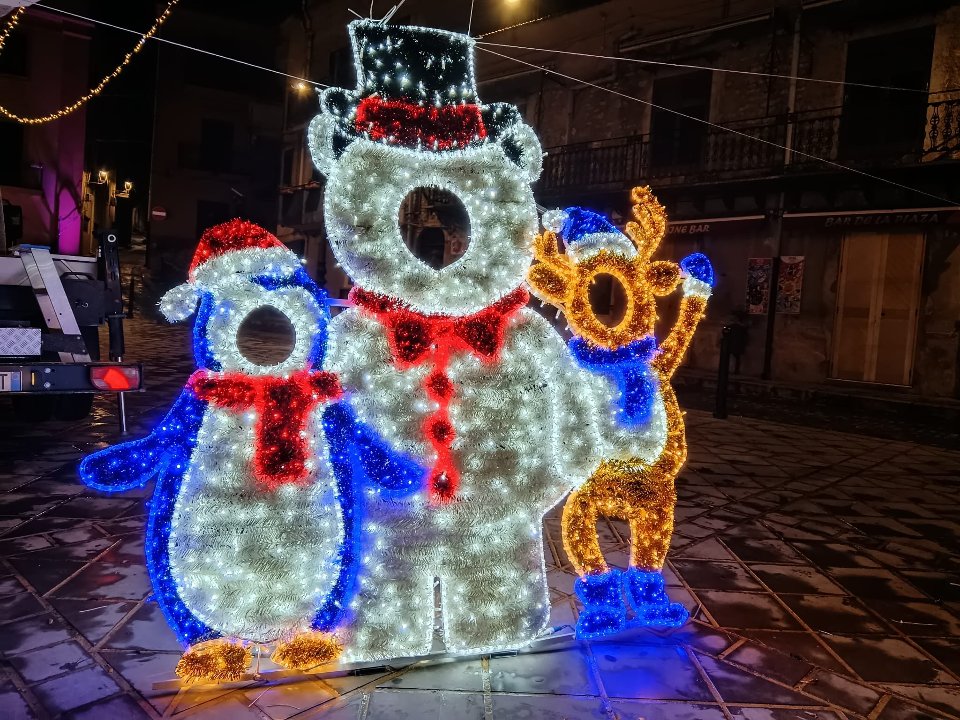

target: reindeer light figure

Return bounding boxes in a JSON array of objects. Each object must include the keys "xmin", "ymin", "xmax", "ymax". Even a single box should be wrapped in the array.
[{"xmin": 528, "ymin": 186, "xmax": 714, "ymax": 637}]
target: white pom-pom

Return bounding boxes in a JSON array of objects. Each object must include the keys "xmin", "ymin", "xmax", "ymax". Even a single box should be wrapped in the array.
[
  {"xmin": 682, "ymin": 276, "xmax": 713, "ymax": 299},
  {"xmin": 541, "ymin": 208, "xmax": 568, "ymax": 234},
  {"xmin": 159, "ymin": 283, "xmax": 200, "ymax": 322}
]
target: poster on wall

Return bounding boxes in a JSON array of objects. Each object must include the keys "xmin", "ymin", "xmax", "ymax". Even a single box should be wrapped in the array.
[
  {"xmin": 746, "ymin": 257, "xmax": 772, "ymax": 314},
  {"xmin": 777, "ymin": 256, "xmax": 805, "ymax": 314}
]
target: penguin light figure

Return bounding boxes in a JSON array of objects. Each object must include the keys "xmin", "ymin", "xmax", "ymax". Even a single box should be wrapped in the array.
[{"xmin": 80, "ymin": 221, "xmax": 350, "ymax": 681}]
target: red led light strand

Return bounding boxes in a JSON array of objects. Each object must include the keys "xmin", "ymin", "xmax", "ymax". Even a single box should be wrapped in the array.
[
  {"xmin": 351, "ymin": 286, "xmax": 528, "ymax": 502},
  {"xmin": 188, "ymin": 219, "xmax": 286, "ymax": 280},
  {"xmin": 188, "ymin": 369, "xmax": 342, "ymax": 490},
  {"xmin": 355, "ymin": 96, "xmax": 488, "ymax": 150}
]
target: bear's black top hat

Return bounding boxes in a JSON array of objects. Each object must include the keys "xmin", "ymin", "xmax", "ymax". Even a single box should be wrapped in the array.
[{"xmin": 320, "ymin": 19, "xmax": 524, "ymax": 155}]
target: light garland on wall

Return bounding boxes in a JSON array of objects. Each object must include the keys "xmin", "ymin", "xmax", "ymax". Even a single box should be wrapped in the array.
[
  {"xmin": 0, "ymin": 0, "xmax": 180, "ymax": 125},
  {"xmin": 0, "ymin": 7, "xmax": 25, "ymax": 52},
  {"xmin": 528, "ymin": 187, "xmax": 713, "ymax": 638}
]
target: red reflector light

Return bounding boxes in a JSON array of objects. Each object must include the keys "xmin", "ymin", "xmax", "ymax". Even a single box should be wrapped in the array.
[{"xmin": 90, "ymin": 366, "xmax": 140, "ymax": 391}]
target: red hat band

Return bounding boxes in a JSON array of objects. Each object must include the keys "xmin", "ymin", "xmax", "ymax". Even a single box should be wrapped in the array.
[{"xmin": 354, "ymin": 96, "xmax": 488, "ymax": 151}]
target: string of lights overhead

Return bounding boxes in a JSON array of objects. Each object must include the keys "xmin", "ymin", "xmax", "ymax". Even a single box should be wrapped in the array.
[
  {"xmin": 0, "ymin": 0, "xmax": 180, "ymax": 125},
  {"xmin": 32, "ymin": 2, "xmax": 326, "ymax": 91}
]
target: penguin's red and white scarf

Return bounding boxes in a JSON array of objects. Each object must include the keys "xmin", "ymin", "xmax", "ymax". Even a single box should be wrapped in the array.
[
  {"xmin": 350, "ymin": 286, "xmax": 528, "ymax": 503},
  {"xmin": 188, "ymin": 369, "xmax": 342, "ymax": 491}
]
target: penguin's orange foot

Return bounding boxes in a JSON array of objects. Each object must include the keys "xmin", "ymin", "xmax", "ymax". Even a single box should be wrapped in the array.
[
  {"xmin": 175, "ymin": 639, "xmax": 252, "ymax": 683},
  {"xmin": 272, "ymin": 631, "xmax": 342, "ymax": 671}
]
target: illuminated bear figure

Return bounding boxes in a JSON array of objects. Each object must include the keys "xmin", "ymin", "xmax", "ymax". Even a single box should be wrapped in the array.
[
  {"xmin": 78, "ymin": 220, "xmax": 422, "ymax": 681},
  {"xmin": 308, "ymin": 20, "xmax": 677, "ymax": 661},
  {"xmin": 528, "ymin": 188, "xmax": 714, "ymax": 637}
]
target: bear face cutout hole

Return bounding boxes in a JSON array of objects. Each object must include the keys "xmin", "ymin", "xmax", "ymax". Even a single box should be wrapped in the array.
[
  {"xmin": 236, "ymin": 307, "xmax": 297, "ymax": 366},
  {"xmin": 589, "ymin": 273, "xmax": 629, "ymax": 328},
  {"xmin": 398, "ymin": 187, "xmax": 470, "ymax": 270}
]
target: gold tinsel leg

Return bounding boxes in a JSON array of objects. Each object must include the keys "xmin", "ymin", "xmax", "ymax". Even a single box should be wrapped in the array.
[
  {"xmin": 175, "ymin": 639, "xmax": 252, "ymax": 683},
  {"xmin": 562, "ymin": 484, "xmax": 609, "ymax": 577},
  {"xmin": 628, "ymin": 496, "xmax": 674, "ymax": 571},
  {"xmin": 272, "ymin": 631, "xmax": 343, "ymax": 671}
]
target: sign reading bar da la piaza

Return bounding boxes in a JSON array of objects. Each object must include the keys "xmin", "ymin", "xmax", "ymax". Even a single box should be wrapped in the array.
[{"xmin": 795, "ymin": 210, "xmax": 960, "ymax": 229}]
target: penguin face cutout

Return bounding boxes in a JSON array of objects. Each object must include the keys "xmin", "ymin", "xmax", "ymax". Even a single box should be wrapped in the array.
[
  {"xmin": 322, "ymin": 140, "xmax": 539, "ymax": 315},
  {"xmin": 198, "ymin": 273, "xmax": 327, "ymax": 375},
  {"xmin": 161, "ymin": 247, "xmax": 330, "ymax": 375}
]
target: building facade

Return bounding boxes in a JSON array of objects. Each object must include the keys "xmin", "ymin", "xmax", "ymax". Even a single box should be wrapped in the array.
[
  {"xmin": 0, "ymin": 7, "xmax": 90, "ymax": 254},
  {"xmin": 147, "ymin": 7, "xmax": 284, "ymax": 284},
  {"xmin": 279, "ymin": 0, "xmax": 960, "ymax": 399}
]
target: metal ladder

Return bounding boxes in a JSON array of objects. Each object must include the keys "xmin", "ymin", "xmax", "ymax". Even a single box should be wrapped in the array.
[{"xmin": 18, "ymin": 245, "xmax": 90, "ymax": 363}]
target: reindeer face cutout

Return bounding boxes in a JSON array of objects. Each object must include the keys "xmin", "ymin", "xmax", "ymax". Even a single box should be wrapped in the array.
[{"xmin": 528, "ymin": 187, "xmax": 681, "ymax": 349}]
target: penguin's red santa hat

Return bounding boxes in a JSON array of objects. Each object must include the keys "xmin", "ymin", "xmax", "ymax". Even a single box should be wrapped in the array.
[{"xmin": 159, "ymin": 219, "xmax": 305, "ymax": 322}]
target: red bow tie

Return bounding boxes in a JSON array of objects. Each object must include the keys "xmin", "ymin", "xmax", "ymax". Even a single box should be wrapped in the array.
[
  {"xmin": 188, "ymin": 369, "xmax": 342, "ymax": 491},
  {"xmin": 351, "ymin": 287, "xmax": 529, "ymax": 503},
  {"xmin": 350, "ymin": 287, "xmax": 528, "ymax": 367}
]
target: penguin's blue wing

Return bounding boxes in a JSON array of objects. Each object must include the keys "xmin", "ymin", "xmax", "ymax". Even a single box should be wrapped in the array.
[
  {"xmin": 79, "ymin": 388, "xmax": 207, "ymax": 493},
  {"xmin": 312, "ymin": 402, "xmax": 425, "ymax": 632}
]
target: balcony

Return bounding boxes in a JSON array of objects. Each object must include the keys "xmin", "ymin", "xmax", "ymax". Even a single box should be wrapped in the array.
[{"xmin": 539, "ymin": 98, "xmax": 960, "ymax": 196}]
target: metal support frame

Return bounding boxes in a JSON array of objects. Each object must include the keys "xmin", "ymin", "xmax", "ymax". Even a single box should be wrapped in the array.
[{"xmin": 18, "ymin": 245, "xmax": 91, "ymax": 363}]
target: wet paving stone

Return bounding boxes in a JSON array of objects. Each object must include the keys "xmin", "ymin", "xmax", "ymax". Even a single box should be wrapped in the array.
[
  {"xmin": 697, "ymin": 590, "xmax": 803, "ymax": 630},
  {"xmin": 723, "ymin": 641, "xmax": 815, "ymax": 686},
  {"xmin": 696, "ymin": 652, "xmax": 817, "ymax": 707},
  {"xmin": 875, "ymin": 696, "xmax": 947, "ymax": 720},
  {"xmin": 801, "ymin": 669, "xmax": 884, "ymax": 715},
  {"xmin": 672, "ymin": 559, "xmax": 765, "ymax": 591},
  {"xmin": 31, "ymin": 664, "xmax": 121, "ymax": 715},
  {"xmin": 0, "ymin": 613, "xmax": 75, "ymax": 655},
  {"xmin": 779, "ymin": 595, "xmax": 888, "ymax": 634},
  {"xmin": 8, "ymin": 557, "xmax": 88, "ymax": 595},
  {"xmin": 47, "ymin": 598, "xmax": 139, "ymax": 645},
  {"xmin": 822, "ymin": 635, "xmax": 956, "ymax": 684},
  {"xmin": 63, "ymin": 694, "xmax": 151, "ymax": 720},
  {"xmin": 9, "ymin": 640, "xmax": 94, "ymax": 683},
  {"xmin": 592, "ymin": 643, "xmax": 713, "ymax": 701}
]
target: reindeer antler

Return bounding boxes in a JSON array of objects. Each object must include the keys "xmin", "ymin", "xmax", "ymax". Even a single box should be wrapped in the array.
[{"xmin": 625, "ymin": 186, "xmax": 668, "ymax": 262}]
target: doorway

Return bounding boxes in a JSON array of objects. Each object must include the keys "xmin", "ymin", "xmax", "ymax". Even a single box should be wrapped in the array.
[{"xmin": 831, "ymin": 231, "xmax": 924, "ymax": 386}]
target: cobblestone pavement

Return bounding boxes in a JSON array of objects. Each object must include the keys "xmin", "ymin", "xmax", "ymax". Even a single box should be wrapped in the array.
[{"xmin": 1, "ymin": 317, "xmax": 959, "ymax": 720}]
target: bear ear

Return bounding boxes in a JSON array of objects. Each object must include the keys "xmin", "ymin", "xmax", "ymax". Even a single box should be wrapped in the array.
[
  {"xmin": 499, "ymin": 122, "xmax": 543, "ymax": 182},
  {"xmin": 307, "ymin": 113, "xmax": 338, "ymax": 177},
  {"xmin": 159, "ymin": 283, "xmax": 200, "ymax": 323}
]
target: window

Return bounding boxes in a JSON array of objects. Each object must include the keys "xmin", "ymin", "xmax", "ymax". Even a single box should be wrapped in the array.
[
  {"xmin": 0, "ymin": 33, "xmax": 28, "ymax": 77},
  {"xmin": 839, "ymin": 27, "xmax": 934, "ymax": 160},
  {"xmin": 0, "ymin": 120, "xmax": 24, "ymax": 185},
  {"xmin": 200, "ymin": 119, "xmax": 234, "ymax": 173},
  {"xmin": 649, "ymin": 70, "xmax": 712, "ymax": 171},
  {"xmin": 196, "ymin": 200, "xmax": 231, "ymax": 238},
  {"xmin": 281, "ymin": 147, "xmax": 295, "ymax": 187}
]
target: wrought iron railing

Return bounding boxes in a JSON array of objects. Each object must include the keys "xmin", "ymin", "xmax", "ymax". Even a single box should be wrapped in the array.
[{"xmin": 539, "ymin": 98, "xmax": 960, "ymax": 194}]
